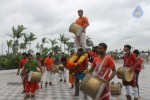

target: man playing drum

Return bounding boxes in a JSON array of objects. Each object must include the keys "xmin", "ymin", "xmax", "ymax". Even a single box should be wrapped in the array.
[
  {"xmin": 17, "ymin": 52, "xmax": 28, "ymax": 93},
  {"xmin": 73, "ymin": 48, "xmax": 88, "ymax": 98},
  {"xmin": 122, "ymin": 45, "xmax": 139, "ymax": 100},
  {"xmin": 44, "ymin": 53, "xmax": 54, "ymax": 86},
  {"xmin": 35, "ymin": 52, "xmax": 44, "ymax": 88},
  {"xmin": 21, "ymin": 53, "xmax": 42, "ymax": 99},
  {"xmin": 68, "ymin": 49, "xmax": 75, "ymax": 89},
  {"xmin": 89, "ymin": 43, "xmax": 116, "ymax": 100},
  {"xmin": 75, "ymin": 9, "xmax": 89, "ymax": 51}
]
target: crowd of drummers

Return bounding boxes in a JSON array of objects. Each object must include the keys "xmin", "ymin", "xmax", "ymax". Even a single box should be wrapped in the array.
[
  {"xmin": 16, "ymin": 9, "xmax": 146, "ymax": 100},
  {"xmin": 16, "ymin": 43, "xmax": 144, "ymax": 100}
]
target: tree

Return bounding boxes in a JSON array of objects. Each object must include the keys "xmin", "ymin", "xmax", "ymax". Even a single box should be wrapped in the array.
[
  {"xmin": 62, "ymin": 37, "xmax": 70, "ymax": 53},
  {"xmin": 86, "ymin": 37, "xmax": 94, "ymax": 47},
  {"xmin": 35, "ymin": 43, "xmax": 40, "ymax": 52},
  {"xmin": 66, "ymin": 42, "xmax": 74, "ymax": 54},
  {"xmin": 20, "ymin": 43, "xmax": 26, "ymax": 52},
  {"xmin": 49, "ymin": 39, "xmax": 58, "ymax": 53},
  {"xmin": 58, "ymin": 33, "xmax": 65, "ymax": 52},
  {"xmin": 6, "ymin": 25, "xmax": 26, "ymax": 54},
  {"xmin": 6, "ymin": 40, "xmax": 13, "ymax": 55},
  {"xmin": 27, "ymin": 32, "xmax": 37, "ymax": 50}
]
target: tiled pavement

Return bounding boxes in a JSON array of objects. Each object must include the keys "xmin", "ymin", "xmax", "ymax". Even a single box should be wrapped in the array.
[{"xmin": 0, "ymin": 61, "xmax": 150, "ymax": 100}]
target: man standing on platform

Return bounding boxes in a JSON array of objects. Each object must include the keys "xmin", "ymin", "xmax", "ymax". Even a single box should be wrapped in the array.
[{"xmin": 75, "ymin": 9, "xmax": 89, "ymax": 51}]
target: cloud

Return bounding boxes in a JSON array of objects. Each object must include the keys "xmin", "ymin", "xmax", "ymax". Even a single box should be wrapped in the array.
[{"xmin": 0, "ymin": 0, "xmax": 150, "ymax": 54}]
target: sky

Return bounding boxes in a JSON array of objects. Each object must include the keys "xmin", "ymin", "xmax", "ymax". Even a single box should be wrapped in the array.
[{"xmin": 0, "ymin": 0, "xmax": 150, "ymax": 54}]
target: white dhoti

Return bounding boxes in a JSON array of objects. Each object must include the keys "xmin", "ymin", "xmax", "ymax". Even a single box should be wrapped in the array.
[
  {"xmin": 44, "ymin": 70, "xmax": 53, "ymax": 83},
  {"xmin": 74, "ymin": 32, "xmax": 87, "ymax": 51},
  {"xmin": 59, "ymin": 69, "xmax": 67, "ymax": 81}
]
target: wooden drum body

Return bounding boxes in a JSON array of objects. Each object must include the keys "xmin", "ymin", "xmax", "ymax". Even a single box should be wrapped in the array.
[
  {"xmin": 117, "ymin": 66, "xmax": 134, "ymax": 82},
  {"xmin": 69, "ymin": 23, "xmax": 83, "ymax": 35},
  {"xmin": 80, "ymin": 74, "xmax": 106, "ymax": 99},
  {"xmin": 110, "ymin": 82, "xmax": 122, "ymax": 95},
  {"xmin": 28, "ymin": 71, "xmax": 42, "ymax": 82},
  {"xmin": 51, "ymin": 65, "xmax": 59, "ymax": 73}
]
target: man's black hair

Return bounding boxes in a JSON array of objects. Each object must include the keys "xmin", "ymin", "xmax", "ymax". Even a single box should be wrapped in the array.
[
  {"xmin": 124, "ymin": 44, "xmax": 131, "ymax": 51},
  {"xmin": 77, "ymin": 48, "xmax": 84, "ymax": 52},
  {"xmin": 22, "ymin": 52, "xmax": 27, "ymax": 56},
  {"xmin": 60, "ymin": 56, "xmax": 67, "ymax": 62},
  {"xmin": 36, "ymin": 52, "xmax": 40, "ymax": 56},
  {"xmin": 27, "ymin": 53, "xmax": 32, "ymax": 57},
  {"xmin": 99, "ymin": 43, "xmax": 107, "ymax": 49},
  {"xmin": 133, "ymin": 49, "xmax": 139, "ymax": 55},
  {"xmin": 78, "ymin": 9, "xmax": 83, "ymax": 13}
]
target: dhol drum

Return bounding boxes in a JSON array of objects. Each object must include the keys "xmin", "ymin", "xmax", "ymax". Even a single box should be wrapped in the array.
[
  {"xmin": 51, "ymin": 65, "xmax": 59, "ymax": 73},
  {"xmin": 36, "ymin": 67, "xmax": 41, "ymax": 73},
  {"xmin": 80, "ymin": 74, "xmax": 106, "ymax": 99},
  {"xmin": 59, "ymin": 64, "xmax": 64, "ymax": 71},
  {"xmin": 110, "ymin": 82, "xmax": 122, "ymax": 95},
  {"xmin": 117, "ymin": 66, "xmax": 134, "ymax": 82},
  {"xmin": 28, "ymin": 71, "xmax": 42, "ymax": 82},
  {"xmin": 69, "ymin": 23, "xmax": 83, "ymax": 35}
]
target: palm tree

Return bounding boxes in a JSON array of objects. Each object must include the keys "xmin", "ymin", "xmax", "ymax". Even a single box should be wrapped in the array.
[
  {"xmin": 49, "ymin": 39, "xmax": 58, "ymax": 53},
  {"xmin": 27, "ymin": 32, "xmax": 37, "ymax": 50},
  {"xmin": 20, "ymin": 43, "xmax": 26, "ymax": 52},
  {"xmin": 6, "ymin": 40, "xmax": 13, "ymax": 55},
  {"xmin": 58, "ymin": 33, "xmax": 65, "ymax": 52},
  {"xmin": 86, "ymin": 37, "xmax": 94, "ymax": 47},
  {"xmin": 42, "ymin": 37, "xmax": 49, "ymax": 46},
  {"xmin": 66, "ymin": 42, "xmax": 74, "ymax": 54},
  {"xmin": 23, "ymin": 34, "xmax": 29, "ymax": 52},
  {"xmin": 62, "ymin": 37, "xmax": 70, "ymax": 53},
  {"xmin": 53, "ymin": 45, "xmax": 61, "ymax": 53},
  {"xmin": 6, "ymin": 25, "xmax": 26, "ymax": 54},
  {"xmin": 35, "ymin": 43, "xmax": 40, "ymax": 52}
]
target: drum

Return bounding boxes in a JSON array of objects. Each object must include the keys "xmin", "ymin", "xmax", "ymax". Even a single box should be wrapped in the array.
[
  {"xmin": 110, "ymin": 82, "xmax": 122, "ymax": 95},
  {"xmin": 36, "ymin": 67, "xmax": 41, "ymax": 73},
  {"xmin": 69, "ymin": 23, "xmax": 83, "ymax": 35},
  {"xmin": 28, "ymin": 71, "xmax": 42, "ymax": 82},
  {"xmin": 59, "ymin": 64, "xmax": 64, "ymax": 71},
  {"xmin": 51, "ymin": 65, "xmax": 59, "ymax": 73},
  {"xmin": 117, "ymin": 66, "xmax": 134, "ymax": 82},
  {"xmin": 80, "ymin": 74, "xmax": 106, "ymax": 99}
]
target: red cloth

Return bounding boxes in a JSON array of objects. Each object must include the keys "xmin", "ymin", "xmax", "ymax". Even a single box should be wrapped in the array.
[
  {"xmin": 92, "ymin": 55, "xmax": 115, "ymax": 80},
  {"xmin": 19, "ymin": 58, "xmax": 28, "ymax": 68},
  {"xmin": 123, "ymin": 74, "xmax": 136, "ymax": 87},
  {"xmin": 35, "ymin": 57, "xmax": 42, "ymax": 67},
  {"xmin": 99, "ymin": 86, "xmax": 109, "ymax": 100},
  {"xmin": 24, "ymin": 77, "xmax": 38, "ymax": 93},
  {"xmin": 88, "ymin": 51, "xmax": 98, "ymax": 58},
  {"xmin": 73, "ymin": 57, "xmax": 88, "ymax": 73},
  {"xmin": 122, "ymin": 52, "xmax": 137, "ymax": 87},
  {"xmin": 123, "ymin": 52, "xmax": 136, "ymax": 67},
  {"xmin": 134, "ymin": 57, "xmax": 142, "ymax": 72}
]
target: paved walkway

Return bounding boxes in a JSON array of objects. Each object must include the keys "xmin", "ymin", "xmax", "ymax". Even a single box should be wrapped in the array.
[{"xmin": 0, "ymin": 61, "xmax": 150, "ymax": 100}]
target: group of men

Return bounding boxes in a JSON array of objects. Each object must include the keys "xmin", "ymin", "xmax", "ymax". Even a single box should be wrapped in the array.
[
  {"xmin": 17, "ymin": 51, "xmax": 69, "ymax": 99},
  {"xmin": 16, "ymin": 9, "xmax": 144, "ymax": 100},
  {"xmin": 70, "ymin": 9, "xmax": 143, "ymax": 100}
]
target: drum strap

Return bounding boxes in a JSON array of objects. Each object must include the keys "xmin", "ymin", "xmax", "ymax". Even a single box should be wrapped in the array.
[
  {"xmin": 97, "ymin": 55, "xmax": 108, "ymax": 76},
  {"xmin": 100, "ymin": 91, "xmax": 109, "ymax": 100}
]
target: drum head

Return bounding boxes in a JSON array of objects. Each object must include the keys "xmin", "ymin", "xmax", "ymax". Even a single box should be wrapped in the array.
[{"xmin": 125, "ymin": 69, "xmax": 134, "ymax": 82}]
